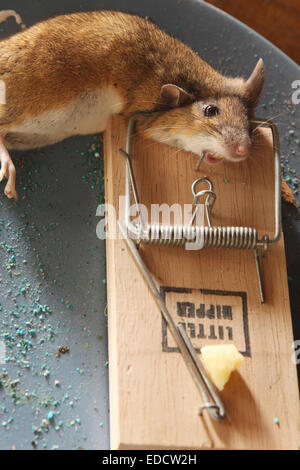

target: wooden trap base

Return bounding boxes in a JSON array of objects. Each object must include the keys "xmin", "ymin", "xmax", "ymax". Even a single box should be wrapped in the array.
[{"xmin": 104, "ymin": 115, "xmax": 300, "ymax": 450}]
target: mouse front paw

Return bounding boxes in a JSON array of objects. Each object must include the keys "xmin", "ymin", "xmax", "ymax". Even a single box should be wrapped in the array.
[
  {"xmin": 0, "ymin": 136, "xmax": 18, "ymax": 200},
  {"xmin": 4, "ymin": 180, "xmax": 18, "ymax": 200},
  {"xmin": 0, "ymin": 159, "xmax": 17, "ymax": 200}
]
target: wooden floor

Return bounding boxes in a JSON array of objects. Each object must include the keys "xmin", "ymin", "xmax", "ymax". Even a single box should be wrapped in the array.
[{"xmin": 206, "ymin": 0, "xmax": 300, "ymax": 64}]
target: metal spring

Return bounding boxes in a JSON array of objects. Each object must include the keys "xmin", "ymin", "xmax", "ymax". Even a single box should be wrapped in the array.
[{"xmin": 141, "ymin": 224, "xmax": 257, "ymax": 249}]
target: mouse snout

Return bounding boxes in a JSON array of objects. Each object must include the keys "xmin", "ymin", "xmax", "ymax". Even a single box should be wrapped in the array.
[
  {"xmin": 227, "ymin": 141, "xmax": 250, "ymax": 161},
  {"xmin": 221, "ymin": 126, "xmax": 251, "ymax": 161},
  {"xmin": 234, "ymin": 143, "xmax": 249, "ymax": 157}
]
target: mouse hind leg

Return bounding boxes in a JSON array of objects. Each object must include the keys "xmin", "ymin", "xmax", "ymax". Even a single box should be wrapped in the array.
[{"xmin": 0, "ymin": 134, "xmax": 17, "ymax": 200}]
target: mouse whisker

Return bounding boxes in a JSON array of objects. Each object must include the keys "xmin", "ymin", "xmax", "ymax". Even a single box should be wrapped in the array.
[
  {"xmin": 136, "ymin": 136, "xmax": 179, "ymax": 152},
  {"xmin": 130, "ymin": 125, "xmax": 190, "ymax": 138},
  {"xmin": 251, "ymin": 141, "xmax": 280, "ymax": 152},
  {"xmin": 251, "ymin": 120, "xmax": 288, "ymax": 135},
  {"xmin": 142, "ymin": 125, "xmax": 190, "ymax": 132},
  {"xmin": 207, "ymin": 124, "xmax": 222, "ymax": 136},
  {"xmin": 251, "ymin": 110, "xmax": 288, "ymax": 134},
  {"xmin": 258, "ymin": 109, "xmax": 288, "ymax": 122},
  {"xmin": 165, "ymin": 145, "xmax": 186, "ymax": 160}
]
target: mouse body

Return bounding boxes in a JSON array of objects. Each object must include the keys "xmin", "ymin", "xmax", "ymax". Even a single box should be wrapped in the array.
[{"xmin": 0, "ymin": 10, "xmax": 265, "ymax": 199}]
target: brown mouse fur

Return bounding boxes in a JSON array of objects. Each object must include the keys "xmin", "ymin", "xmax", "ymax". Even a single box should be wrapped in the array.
[{"xmin": 0, "ymin": 10, "xmax": 265, "ymax": 199}]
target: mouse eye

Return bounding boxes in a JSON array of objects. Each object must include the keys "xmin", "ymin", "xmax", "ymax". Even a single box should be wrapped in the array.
[{"xmin": 203, "ymin": 104, "xmax": 219, "ymax": 117}]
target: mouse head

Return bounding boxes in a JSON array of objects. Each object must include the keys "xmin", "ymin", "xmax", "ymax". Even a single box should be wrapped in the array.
[{"xmin": 138, "ymin": 59, "xmax": 265, "ymax": 164}]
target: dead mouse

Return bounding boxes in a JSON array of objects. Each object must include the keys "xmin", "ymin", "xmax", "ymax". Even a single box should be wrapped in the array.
[{"xmin": 0, "ymin": 10, "xmax": 265, "ymax": 200}]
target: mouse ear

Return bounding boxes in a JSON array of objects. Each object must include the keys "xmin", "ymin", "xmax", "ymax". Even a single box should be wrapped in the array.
[
  {"xmin": 244, "ymin": 58, "xmax": 265, "ymax": 108},
  {"xmin": 159, "ymin": 84, "xmax": 194, "ymax": 108}
]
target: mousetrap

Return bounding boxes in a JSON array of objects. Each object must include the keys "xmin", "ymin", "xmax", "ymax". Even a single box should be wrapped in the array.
[{"xmin": 104, "ymin": 114, "xmax": 300, "ymax": 450}]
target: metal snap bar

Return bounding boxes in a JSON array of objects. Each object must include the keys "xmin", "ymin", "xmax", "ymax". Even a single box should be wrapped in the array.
[{"xmin": 118, "ymin": 220, "xmax": 226, "ymax": 420}]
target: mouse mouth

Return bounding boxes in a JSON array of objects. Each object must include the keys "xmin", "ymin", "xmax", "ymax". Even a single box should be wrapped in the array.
[{"xmin": 203, "ymin": 151, "xmax": 224, "ymax": 165}]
